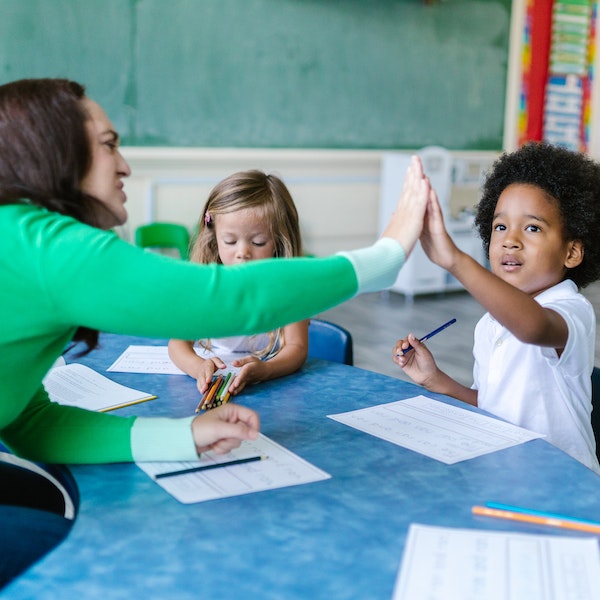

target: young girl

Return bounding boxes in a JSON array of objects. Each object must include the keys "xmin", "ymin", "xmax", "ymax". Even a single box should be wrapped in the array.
[
  {"xmin": 393, "ymin": 142, "xmax": 600, "ymax": 473},
  {"xmin": 168, "ymin": 171, "xmax": 308, "ymax": 397}
]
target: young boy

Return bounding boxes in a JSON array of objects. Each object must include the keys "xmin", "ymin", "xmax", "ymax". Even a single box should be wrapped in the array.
[{"xmin": 393, "ymin": 142, "xmax": 600, "ymax": 473}]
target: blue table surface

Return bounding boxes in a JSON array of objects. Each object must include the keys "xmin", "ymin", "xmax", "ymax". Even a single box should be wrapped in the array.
[{"xmin": 5, "ymin": 333, "xmax": 600, "ymax": 599}]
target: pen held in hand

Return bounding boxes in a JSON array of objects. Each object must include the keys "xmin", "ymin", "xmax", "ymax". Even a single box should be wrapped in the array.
[
  {"xmin": 155, "ymin": 455, "xmax": 267, "ymax": 479},
  {"xmin": 396, "ymin": 318, "xmax": 457, "ymax": 356}
]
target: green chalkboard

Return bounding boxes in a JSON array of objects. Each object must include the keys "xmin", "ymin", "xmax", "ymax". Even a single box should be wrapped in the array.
[{"xmin": 0, "ymin": 0, "xmax": 511, "ymax": 150}]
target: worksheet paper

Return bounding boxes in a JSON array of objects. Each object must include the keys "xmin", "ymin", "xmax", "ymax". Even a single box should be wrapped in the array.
[
  {"xmin": 107, "ymin": 345, "xmax": 241, "ymax": 375},
  {"xmin": 328, "ymin": 395, "xmax": 544, "ymax": 464},
  {"xmin": 107, "ymin": 345, "xmax": 187, "ymax": 374},
  {"xmin": 393, "ymin": 523, "xmax": 600, "ymax": 600},
  {"xmin": 43, "ymin": 363, "xmax": 155, "ymax": 412},
  {"xmin": 137, "ymin": 434, "xmax": 330, "ymax": 504}
]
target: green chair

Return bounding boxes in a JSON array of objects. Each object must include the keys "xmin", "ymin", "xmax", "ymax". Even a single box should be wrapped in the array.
[{"xmin": 135, "ymin": 222, "xmax": 191, "ymax": 260}]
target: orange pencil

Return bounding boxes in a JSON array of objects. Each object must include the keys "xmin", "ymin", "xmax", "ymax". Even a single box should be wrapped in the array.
[
  {"xmin": 202, "ymin": 374, "xmax": 223, "ymax": 411},
  {"xmin": 472, "ymin": 505, "xmax": 600, "ymax": 535},
  {"xmin": 196, "ymin": 375, "xmax": 221, "ymax": 412},
  {"xmin": 195, "ymin": 377, "xmax": 216, "ymax": 413}
]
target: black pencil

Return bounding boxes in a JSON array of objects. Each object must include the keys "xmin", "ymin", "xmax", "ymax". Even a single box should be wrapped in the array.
[{"xmin": 155, "ymin": 455, "xmax": 266, "ymax": 479}]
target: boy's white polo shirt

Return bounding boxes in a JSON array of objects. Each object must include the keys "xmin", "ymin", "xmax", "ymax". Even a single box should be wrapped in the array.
[{"xmin": 473, "ymin": 279, "xmax": 599, "ymax": 473}]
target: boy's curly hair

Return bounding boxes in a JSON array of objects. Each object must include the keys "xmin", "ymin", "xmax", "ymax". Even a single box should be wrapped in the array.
[{"xmin": 475, "ymin": 141, "xmax": 600, "ymax": 288}]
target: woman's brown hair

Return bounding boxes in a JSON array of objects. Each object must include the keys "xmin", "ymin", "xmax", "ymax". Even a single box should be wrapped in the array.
[{"xmin": 0, "ymin": 78, "xmax": 115, "ymax": 351}]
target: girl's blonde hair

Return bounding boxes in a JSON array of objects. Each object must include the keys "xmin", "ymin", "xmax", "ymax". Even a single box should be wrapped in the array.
[
  {"xmin": 192, "ymin": 170, "xmax": 303, "ymax": 357},
  {"xmin": 191, "ymin": 170, "xmax": 302, "ymax": 263}
]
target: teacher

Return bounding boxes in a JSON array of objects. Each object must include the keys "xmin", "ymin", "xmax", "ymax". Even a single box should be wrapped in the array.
[{"xmin": 0, "ymin": 78, "xmax": 429, "ymax": 585}]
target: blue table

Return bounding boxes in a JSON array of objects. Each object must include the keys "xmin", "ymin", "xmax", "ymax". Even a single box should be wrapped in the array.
[{"xmin": 5, "ymin": 334, "xmax": 600, "ymax": 599}]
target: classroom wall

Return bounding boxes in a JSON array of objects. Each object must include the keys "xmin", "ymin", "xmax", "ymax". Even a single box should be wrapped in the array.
[
  {"xmin": 117, "ymin": 148, "xmax": 498, "ymax": 256},
  {"xmin": 1, "ymin": 0, "xmax": 508, "ymax": 253}
]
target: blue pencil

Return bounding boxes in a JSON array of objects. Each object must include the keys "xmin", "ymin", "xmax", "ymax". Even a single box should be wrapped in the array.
[
  {"xmin": 485, "ymin": 502, "xmax": 600, "ymax": 527},
  {"xmin": 396, "ymin": 318, "xmax": 457, "ymax": 356}
]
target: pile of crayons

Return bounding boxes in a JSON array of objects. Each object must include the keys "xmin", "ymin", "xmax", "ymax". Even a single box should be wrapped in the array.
[{"xmin": 195, "ymin": 372, "xmax": 236, "ymax": 412}]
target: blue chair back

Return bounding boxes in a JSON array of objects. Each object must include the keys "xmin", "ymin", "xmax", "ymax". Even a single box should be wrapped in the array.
[{"xmin": 308, "ymin": 319, "xmax": 353, "ymax": 365}]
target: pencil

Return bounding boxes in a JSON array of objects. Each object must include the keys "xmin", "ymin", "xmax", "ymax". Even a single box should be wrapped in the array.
[
  {"xmin": 195, "ymin": 376, "xmax": 217, "ymax": 413},
  {"xmin": 396, "ymin": 318, "xmax": 457, "ymax": 356},
  {"xmin": 155, "ymin": 455, "xmax": 266, "ymax": 479},
  {"xmin": 207, "ymin": 374, "xmax": 225, "ymax": 409},
  {"xmin": 472, "ymin": 504, "xmax": 600, "ymax": 535},
  {"xmin": 216, "ymin": 372, "xmax": 232, "ymax": 400},
  {"xmin": 200, "ymin": 375, "xmax": 223, "ymax": 412},
  {"xmin": 221, "ymin": 373, "xmax": 236, "ymax": 404},
  {"xmin": 485, "ymin": 501, "xmax": 600, "ymax": 527}
]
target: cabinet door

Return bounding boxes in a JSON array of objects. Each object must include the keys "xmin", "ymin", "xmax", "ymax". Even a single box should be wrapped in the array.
[
  {"xmin": 379, "ymin": 150, "xmax": 453, "ymax": 297},
  {"xmin": 390, "ymin": 242, "xmax": 446, "ymax": 295}
]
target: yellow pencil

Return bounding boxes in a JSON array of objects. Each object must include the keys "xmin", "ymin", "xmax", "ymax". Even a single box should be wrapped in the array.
[
  {"xmin": 472, "ymin": 505, "xmax": 600, "ymax": 535},
  {"xmin": 221, "ymin": 373, "xmax": 236, "ymax": 404}
]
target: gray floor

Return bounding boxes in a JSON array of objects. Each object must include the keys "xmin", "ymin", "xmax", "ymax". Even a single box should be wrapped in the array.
[{"xmin": 317, "ymin": 281, "xmax": 600, "ymax": 386}]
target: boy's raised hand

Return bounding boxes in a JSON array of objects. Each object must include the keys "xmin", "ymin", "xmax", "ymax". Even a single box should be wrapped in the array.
[{"xmin": 419, "ymin": 186, "xmax": 460, "ymax": 270}]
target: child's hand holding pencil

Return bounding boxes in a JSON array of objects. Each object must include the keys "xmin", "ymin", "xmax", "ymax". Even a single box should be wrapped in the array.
[
  {"xmin": 196, "ymin": 371, "xmax": 237, "ymax": 412},
  {"xmin": 395, "ymin": 318, "xmax": 456, "ymax": 356},
  {"xmin": 392, "ymin": 319, "xmax": 456, "ymax": 387}
]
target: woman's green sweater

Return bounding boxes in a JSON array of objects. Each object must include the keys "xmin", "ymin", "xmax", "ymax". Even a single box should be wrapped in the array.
[{"xmin": 0, "ymin": 204, "xmax": 404, "ymax": 463}]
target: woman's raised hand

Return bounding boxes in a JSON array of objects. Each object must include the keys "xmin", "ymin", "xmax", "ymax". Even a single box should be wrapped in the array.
[{"xmin": 380, "ymin": 155, "xmax": 431, "ymax": 257}]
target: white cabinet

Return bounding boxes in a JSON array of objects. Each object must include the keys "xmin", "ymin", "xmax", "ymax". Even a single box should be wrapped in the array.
[{"xmin": 378, "ymin": 148, "xmax": 486, "ymax": 298}]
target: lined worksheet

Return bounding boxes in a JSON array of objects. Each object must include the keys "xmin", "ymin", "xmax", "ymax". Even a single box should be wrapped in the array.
[
  {"xmin": 43, "ymin": 363, "xmax": 156, "ymax": 412},
  {"xmin": 138, "ymin": 434, "xmax": 330, "ymax": 503},
  {"xmin": 328, "ymin": 395, "xmax": 544, "ymax": 464},
  {"xmin": 107, "ymin": 345, "xmax": 187, "ymax": 374},
  {"xmin": 393, "ymin": 523, "xmax": 600, "ymax": 600},
  {"xmin": 107, "ymin": 345, "xmax": 241, "ymax": 375}
]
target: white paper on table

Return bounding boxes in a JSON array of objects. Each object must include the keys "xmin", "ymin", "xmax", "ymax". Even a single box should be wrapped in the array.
[
  {"xmin": 137, "ymin": 433, "xmax": 331, "ymax": 504},
  {"xmin": 107, "ymin": 345, "xmax": 241, "ymax": 375},
  {"xmin": 393, "ymin": 523, "xmax": 600, "ymax": 600},
  {"xmin": 327, "ymin": 395, "xmax": 544, "ymax": 464},
  {"xmin": 43, "ymin": 363, "xmax": 155, "ymax": 412}
]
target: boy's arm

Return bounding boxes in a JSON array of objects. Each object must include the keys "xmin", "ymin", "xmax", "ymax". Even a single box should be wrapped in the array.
[{"xmin": 420, "ymin": 190, "xmax": 569, "ymax": 350}]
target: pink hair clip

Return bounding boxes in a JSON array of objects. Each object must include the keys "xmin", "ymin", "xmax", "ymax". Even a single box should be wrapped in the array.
[{"xmin": 204, "ymin": 211, "xmax": 212, "ymax": 226}]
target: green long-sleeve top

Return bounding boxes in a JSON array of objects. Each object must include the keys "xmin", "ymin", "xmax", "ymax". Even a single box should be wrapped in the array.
[{"xmin": 0, "ymin": 204, "xmax": 405, "ymax": 464}]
